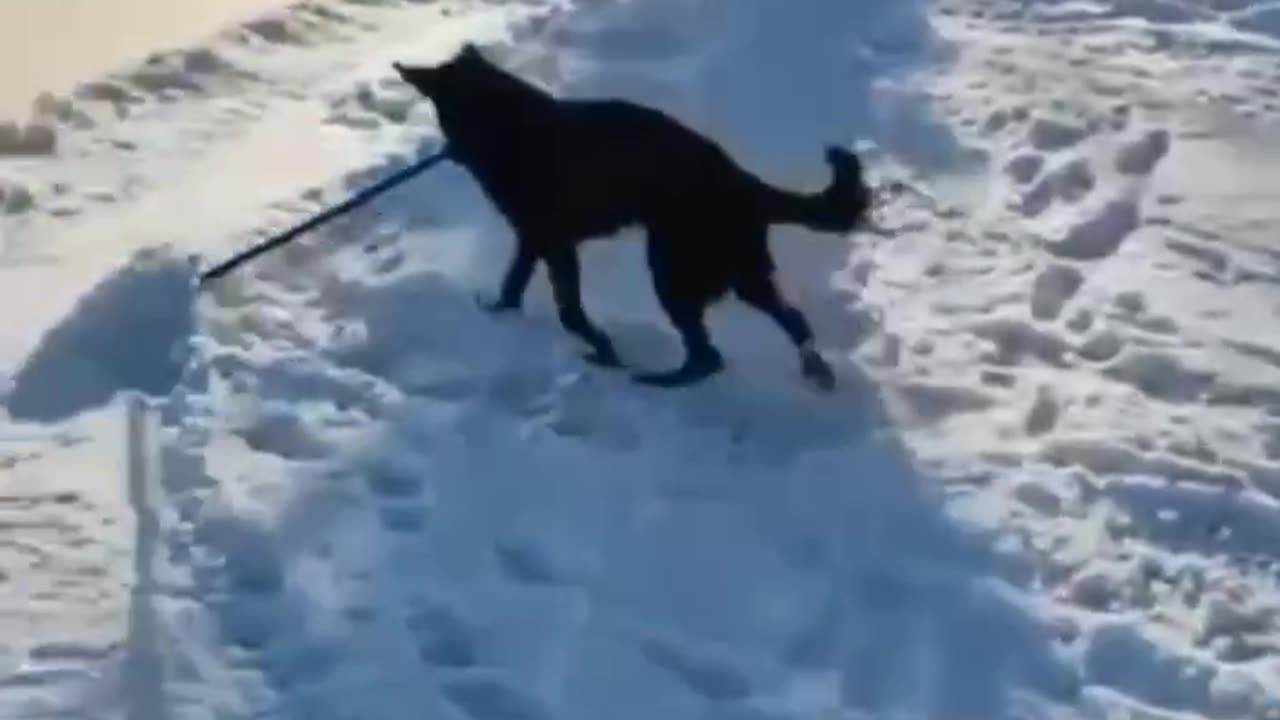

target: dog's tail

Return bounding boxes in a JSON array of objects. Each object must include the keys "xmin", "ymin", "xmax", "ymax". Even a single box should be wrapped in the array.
[{"xmin": 759, "ymin": 146, "xmax": 871, "ymax": 233}]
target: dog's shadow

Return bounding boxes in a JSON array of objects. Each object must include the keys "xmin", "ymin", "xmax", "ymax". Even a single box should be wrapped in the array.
[
  {"xmin": 638, "ymin": 334, "xmax": 882, "ymax": 460},
  {"xmin": 466, "ymin": 250, "xmax": 890, "ymax": 470}
]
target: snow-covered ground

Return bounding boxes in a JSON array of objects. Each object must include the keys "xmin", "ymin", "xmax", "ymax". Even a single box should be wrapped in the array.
[
  {"xmin": 0, "ymin": 0, "xmax": 297, "ymax": 118},
  {"xmin": 2, "ymin": 0, "xmax": 1280, "ymax": 718}
]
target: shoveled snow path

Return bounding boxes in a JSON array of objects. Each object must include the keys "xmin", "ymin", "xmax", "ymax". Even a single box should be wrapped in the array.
[{"xmin": 127, "ymin": 1, "xmax": 1095, "ymax": 719}]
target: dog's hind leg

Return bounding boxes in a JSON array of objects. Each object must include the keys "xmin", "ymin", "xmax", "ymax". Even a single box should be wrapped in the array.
[
  {"xmin": 734, "ymin": 271, "xmax": 836, "ymax": 392},
  {"xmin": 632, "ymin": 297, "xmax": 725, "ymax": 387},
  {"xmin": 480, "ymin": 244, "xmax": 537, "ymax": 313},
  {"xmin": 632, "ymin": 245, "xmax": 725, "ymax": 388},
  {"xmin": 546, "ymin": 249, "xmax": 623, "ymax": 368}
]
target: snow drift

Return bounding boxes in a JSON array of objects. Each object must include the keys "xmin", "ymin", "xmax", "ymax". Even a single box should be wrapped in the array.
[{"xmin": 3, "ymin": 247, "xmax": 196, "ymax": 423}]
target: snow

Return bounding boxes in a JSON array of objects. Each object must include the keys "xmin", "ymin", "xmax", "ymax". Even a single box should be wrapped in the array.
[
  {"xmin": 0, "ymin": 0, "xmax": 298, "ymax": 117},
  {"xmin": 2, "ymin": 0, "xmax": 1280, "ymax": 718},
  {"xmin": 4, "ymin": 247, "xmax": 196, "ymax": 423}
]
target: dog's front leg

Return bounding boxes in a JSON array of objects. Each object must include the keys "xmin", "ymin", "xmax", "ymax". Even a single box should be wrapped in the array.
[
  {"xmin": 546, "ymin": 249, "xmax": 623, "ymax": 368},
  {"xmin": 479, "ymin": 245, "xmax": 537, "ymax": 313}
]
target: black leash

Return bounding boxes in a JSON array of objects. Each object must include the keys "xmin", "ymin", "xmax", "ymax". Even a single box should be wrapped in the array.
[
  {"xmin": 195, "ymin": 146, "xmax": 907, "ymax": 289},
  {"xmin": 197, "ymin": 148, "xmax": 451, "ymax": 289}
]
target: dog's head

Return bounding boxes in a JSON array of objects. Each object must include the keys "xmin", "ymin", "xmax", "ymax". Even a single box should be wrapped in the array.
[{"xmin": 392, "ymin": 42, "xmax": 493, "ymax": 101}]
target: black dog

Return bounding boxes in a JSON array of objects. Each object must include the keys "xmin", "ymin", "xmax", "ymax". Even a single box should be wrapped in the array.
[{"xmin": 394, "ymin": 44, "xmax": 871, "ymax": 390}]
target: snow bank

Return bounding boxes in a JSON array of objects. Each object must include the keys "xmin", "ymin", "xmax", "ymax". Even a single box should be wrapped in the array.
[
  {"xmin": 527, "ymin": 0, "xmax": 965, "ymax": 180},
  {"xmin": 3, "ymin": 247, "xmax": 197, "ymax": 423}
]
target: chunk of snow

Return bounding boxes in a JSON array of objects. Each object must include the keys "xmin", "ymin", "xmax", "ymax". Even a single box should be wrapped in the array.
[
  {"xmin": 1048, "ymin": 198, "xmax": 1141, "ymax": 260},
  {"xmin": 1115, "ymin": 129, "xmax": 1172, "ymax": 175},
  {"xmin": 0, "ymin": 121, "xmax": 57, "ymax": 156},
  {"xmin": 1028, "ymin": 116, "xmax": 1088, "ymax": 151},
  {"xmin": 1030, "ymin": 263, "xmax": 1084, "ymax": 321}
]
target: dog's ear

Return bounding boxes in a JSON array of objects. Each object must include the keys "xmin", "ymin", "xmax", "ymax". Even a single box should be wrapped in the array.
[{"xmin": 393, "ymin": 61, "xmax": 439, "ymax": 95}]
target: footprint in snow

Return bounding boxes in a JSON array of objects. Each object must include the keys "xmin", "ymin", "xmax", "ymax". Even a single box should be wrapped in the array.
[
  {"xmin": 377, "ymin": 504, "xmax": 428, "ymax": 533},
  {"xmin": 408, "ymin": 603, "xmax": 482, "ymax": 669},
  {"xmin": 364, "ymin": 460, "xmax": 430, "ymax": 533},
  {"xmin": 638, "ymin": 635, "xmax": 753, "ymax": 703},
  {"xmin": 493, "ymin": 538, "xmax": 571, "ymax": 587},
  {"xmin": 442, "ymin": 672, "xmax": 551, "ymax": 720}
]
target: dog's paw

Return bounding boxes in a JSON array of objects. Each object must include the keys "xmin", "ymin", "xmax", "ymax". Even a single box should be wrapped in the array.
[
  {"xmin": 800, "ymin": 350, "xmax": 836, "ymax": 393},
  {"xmin": 583, "ymin": 348, "xmax": 625, "ymax": 369},
  {"xmin": 475, "ymin": 292, "xmax": 520, "ymax": 314}
]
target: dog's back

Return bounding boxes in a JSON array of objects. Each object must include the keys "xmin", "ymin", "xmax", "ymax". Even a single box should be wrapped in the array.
[{"xmin": 545, "ymin": 98, "xmax": 750, "ymax": 234}]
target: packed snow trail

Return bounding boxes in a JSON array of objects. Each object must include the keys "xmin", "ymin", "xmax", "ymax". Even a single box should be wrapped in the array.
[
  {"xmin": 2, "ymin": 0, "xmax": 1280, "ymax": 718},
  {"xmin": 131, "ymin": 1, "xmax": 1089, "ymax": 718}
]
